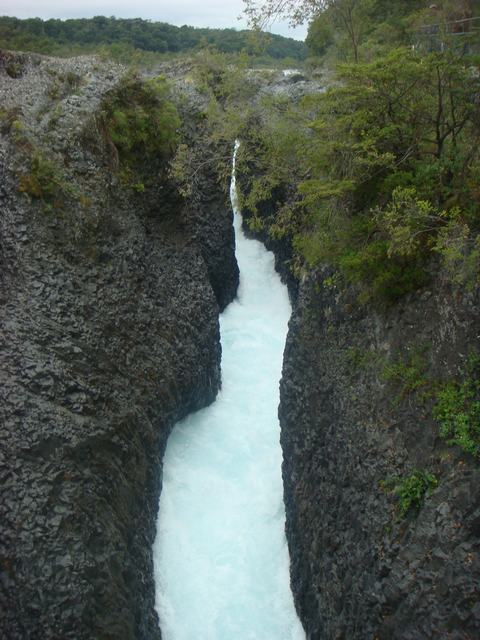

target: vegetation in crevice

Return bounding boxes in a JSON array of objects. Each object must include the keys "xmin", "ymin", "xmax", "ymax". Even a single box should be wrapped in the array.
[
  {"xmin": 344, "ymin": 345, "xmax": 381, "ymax": 373},
  {"xmin": 433, "ymin": 353, "xmax": 480, "ymax": 458},
  {"xmin": 380, "ymin": 347, "xmax": 429, "ymax": 402},
  {"xmin": 18, "ymin": 152, "xmax": 76, "ymax": 208},
  {"xmin": 5, "ymin": 109, "xmax": 82, "ymax": 214},
  {"xmin": 0, "ymin": 108, "xmax": 25, "ymax": 139},
  {"xmin": 381, "ymin": 470, "xmax": 438, "ymax": 519},
  {"xmin": 374, "ymin": 344, "xmax": 480, "ymax": 461},
  {"xmin": 16, "ymin": 148, "xmax": 94, "ymax": 218}
]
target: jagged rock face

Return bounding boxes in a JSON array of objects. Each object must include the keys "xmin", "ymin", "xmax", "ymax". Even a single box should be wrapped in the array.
[
  {"xmin": 183, "ymin": 155, "xmax": 239, "ymax": 312},
  {"xmin": 0, "ymin": 52, "xmax": 237, "ymax": 639},
  {"xmin": 236, "ymin": 174, "xmax": 298, "ymax": 303},
  {"xmin": 156, "ymin": 63, "xmax": 240, "ymax": 312},
  {"xmin": 280, "ymin": 271, "xmax": 480, "ymax": 639}
]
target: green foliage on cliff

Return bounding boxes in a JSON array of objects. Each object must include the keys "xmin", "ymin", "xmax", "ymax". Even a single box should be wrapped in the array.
[
  {"xmin": 16, "ymin": 144, "xmax": 94, "ymax": 216},
  {"xmin": 18, "ymin": 152, "xmax": 79, "ymax": 211},
  {"xmin": 232, "ymin": 1, "xmax": 480, "ymax": 302},
  {"xmin": 382, "ymin": 470, "xmax": 438, "ymax": 518},
  {"xmin": 169, "ymin": 50, "xmax": 265, "ymax": 198},
  {"xmin": 236, "ymin": 46, "xmax": 480, "ymax": 302},
  {"xmin": 381, "ymin": 348, "xmax": 429, "ymax": 400},
  {"xmin": 433, "ymin": 354, "xmax": 480, "ymax": 458},
  {"xmin": 371, "ymin": 346, "xmax": 480, "ymax": 460},
  {"xmin": 99, "ymin": 74, "xmax": 180, "ymax": 188}
]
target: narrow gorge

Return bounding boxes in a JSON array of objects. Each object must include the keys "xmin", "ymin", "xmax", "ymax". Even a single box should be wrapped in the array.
[
  {"xmin": 153, "ymin": 143, "xmax": 304, "ymax": 640},
  {"xmin": 1, "ymin": 17, "xmax": 480, "ymax": 639}
]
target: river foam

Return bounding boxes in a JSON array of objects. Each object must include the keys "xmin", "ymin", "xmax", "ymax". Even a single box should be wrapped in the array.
[{"xmin": 153, "ymin": 142, "xmax": 305, "ymax": 640}]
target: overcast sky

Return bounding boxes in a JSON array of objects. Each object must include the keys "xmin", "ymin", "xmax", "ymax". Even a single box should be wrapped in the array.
[{"xmin": 1, "ymin": 0, "xmax": 308, "ymax": 40}]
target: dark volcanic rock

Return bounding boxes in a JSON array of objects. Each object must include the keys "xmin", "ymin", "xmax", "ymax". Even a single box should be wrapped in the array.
[
  {"xmin": 280, "ymin": 270, "xmax": 480, "ymax": 639},
  {"xmin": 184, "ymin": 156, "xmax": 239, "ymax": 312},
  {"xmin": 0, "ymin": 52, "xmax": 237, "ymax": 639},
  {"xmin": 236, "ymin": 173, "xmax": 298, "ymax": 303},
  {"xmin": 242, "ymin": 201, "xmax": 298, "ymax": 304},
  {"xmin": 169, "ymin": 80, "xmax": 239, "ymax": 313}
]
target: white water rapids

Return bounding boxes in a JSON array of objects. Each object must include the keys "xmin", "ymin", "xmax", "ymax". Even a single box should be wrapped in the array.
[{"xmin": 153, "ymin": 142, "xmax": 305, "ymax": 640}]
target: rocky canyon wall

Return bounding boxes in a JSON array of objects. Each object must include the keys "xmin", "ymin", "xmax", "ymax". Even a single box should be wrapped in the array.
[
  {"xmin": 0, "ymin": 51, "xmax": 237, "ymax": 639},
  {"xmin": 280, "ymin": 270, "xmax": 480, "ymax": 639}
]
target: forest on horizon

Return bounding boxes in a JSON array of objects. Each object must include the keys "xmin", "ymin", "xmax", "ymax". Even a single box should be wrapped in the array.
[{"xmin": 0, "ymin": 15, "xmax": 308, "ymax": 62}]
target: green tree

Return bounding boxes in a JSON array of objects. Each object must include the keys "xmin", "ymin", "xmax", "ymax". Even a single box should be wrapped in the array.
[
  {"xmin": 237, "ymin": 46, "xmax": 480, "ymax": 301},
  {"xmin": 98, "ymin": 73, "xmax": 180, "ymax": 189},
  {"xmin": 244, "ymin": 0, "xmax": 367, "ymax": 61},
  {"xmin": 0, "ymin": 15, "xmax": 307, "ymax": 61},
  {"xmin": 243, "ymin": 0, "xmax": 325, "ymax": 30},
  {"xmin": 306, "ymin": 13, "xmax": 334, "ymax": 56}
]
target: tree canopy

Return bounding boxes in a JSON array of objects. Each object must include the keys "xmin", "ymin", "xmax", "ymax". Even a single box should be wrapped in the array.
[
  {"xmin": 244, "ymin": 0, "xmax": 479, "ymax": 62},
  {"xmin": 0, "ymin": 16, "xmax": 307, "ymax": 61},
  {"xmin": 243, "ymin": 0, "xmax": 325, "ymax": 29}
]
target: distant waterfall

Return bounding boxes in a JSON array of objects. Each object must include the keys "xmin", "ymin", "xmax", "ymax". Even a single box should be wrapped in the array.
[{"xmin": 153, "ymin": 141, "xmax": 305, "ymax": 640}]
